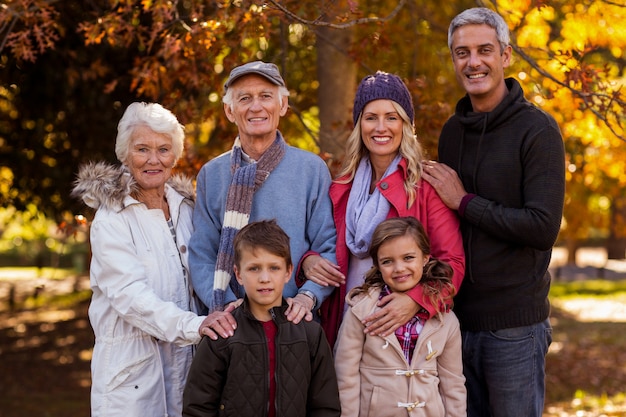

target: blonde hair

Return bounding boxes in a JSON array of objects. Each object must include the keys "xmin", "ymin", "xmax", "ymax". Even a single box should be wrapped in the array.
[{"xmin": 335, "ymin": 101, "xmax": 424, "ymax": 207}]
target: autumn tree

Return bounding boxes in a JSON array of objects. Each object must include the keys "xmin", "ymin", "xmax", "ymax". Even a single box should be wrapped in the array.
[
  {"xmin": 498, "ymin": 0, "xmax": 626, "ymax": 260},
  {"xmin": 1, "ymin": 0, "xmax": 625, "ymax": 260},
  {"xmin": 0, "ymin": 0, "xmax": 473, "ymax": 219}
]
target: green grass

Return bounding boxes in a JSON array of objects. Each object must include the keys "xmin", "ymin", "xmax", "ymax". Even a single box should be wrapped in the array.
[
  {"xmin": 0, "ymin": 266, "xmax": 79, "ymax": 280},
  {"xmin": 21, "ymin": 289, "xmax": 93, "ymax": 310},
  {"xmin": 545, "ymin": 279, "xmax": 626, "ymax": 416},
  {"xmin": 0, "ymin": 266, "xmax": 90, "ymax": 312},
  {"xmin": 550, "ymin": 279, "xmax": 626, "ymax": 298}
]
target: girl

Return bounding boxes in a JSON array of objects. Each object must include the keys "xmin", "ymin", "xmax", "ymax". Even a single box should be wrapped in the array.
[{"xmin": 334, "ymin": 217, "xmax": 466, "ymax": 417}]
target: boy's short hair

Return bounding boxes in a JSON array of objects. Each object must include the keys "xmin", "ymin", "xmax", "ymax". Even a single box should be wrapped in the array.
[{"xmin": 233, "ymin": 219, "xmax": 292, "ymax": 268}]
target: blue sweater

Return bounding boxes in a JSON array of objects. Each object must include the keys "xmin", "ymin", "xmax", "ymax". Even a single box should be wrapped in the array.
[{"xmin": 189, "ymin": 139, "xmax": 337, "ymax": 311}]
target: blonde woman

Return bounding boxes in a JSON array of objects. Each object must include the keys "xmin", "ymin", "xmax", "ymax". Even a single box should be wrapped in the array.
[{"xmin": 315, "ymin": 72, "xmax": 465, "ymax": 347}]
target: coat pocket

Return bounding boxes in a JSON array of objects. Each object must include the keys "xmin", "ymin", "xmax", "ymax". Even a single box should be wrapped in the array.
[{"xmin": 105, "ymin": 351, "xmax": 155, "ymax": 391}]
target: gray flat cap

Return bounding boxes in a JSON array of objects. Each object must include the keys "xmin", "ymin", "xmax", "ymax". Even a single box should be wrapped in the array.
[{"xmin": 224, "ymin": 61, "xmax": 286, "ymax": 89}]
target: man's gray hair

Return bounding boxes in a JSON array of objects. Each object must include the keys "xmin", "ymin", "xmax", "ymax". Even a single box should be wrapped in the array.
[
  {"xmin": 222, "ymin": 84, "xmax": 290, "ymax": 111},
  {"xmin": 448, "ymin": 7, "xmax": 510, "ymax": 54}
]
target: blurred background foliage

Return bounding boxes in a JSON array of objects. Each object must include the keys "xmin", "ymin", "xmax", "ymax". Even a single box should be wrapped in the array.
[{"xmin": 0, "ymin": 0, "xmax": 625, "ymax": 266}]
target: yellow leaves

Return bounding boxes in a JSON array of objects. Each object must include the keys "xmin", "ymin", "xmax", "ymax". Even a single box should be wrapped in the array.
[
  {"xmin": 517, "ymin": 24, "xmax": 549, "ymax": 50},
  {"xmin": 77, "ymin": 22, "xmax": 106, "ymax": 45},
  {"xmin": 0, "ymin": 166, "xmax": 14, "ymax": 197},
  {"xmin": 564, "ymin": 57, "xmax": 578, "ymax": 70},
  {"xmin": 498, "ymin": 0, "xmax": 533, "ymax": 26},
  {"xmin": 560, "ymin": 20, "xmax": 592, "ymax": 51},
  {"xmin": 610, "ymin": 46, "xmax": 622, "ymax": 59},
  {"xmin": 559, "ymin": 1, "xmax": 626, "ymax": 50},
  {"xmin": 516, "ymin": 6, "xmax": 553, "ymax": 49},
  {"xmin": 193, "ymin": 19, "xmax": 222, "ymax": 51},
  {"xmin": 519, "ymin": 54, "xmax": 626, "ymax": 188},
  {"xmin": 576, "ymin": 114, "xmax": 603, "ymax": 146},
  {"xmin": 560, "ymin": 110, "xmax": 626, "ymax": 186},
  {"xmin": 607, "ymin": 160, "xmax": 626, "ymax": 183}
]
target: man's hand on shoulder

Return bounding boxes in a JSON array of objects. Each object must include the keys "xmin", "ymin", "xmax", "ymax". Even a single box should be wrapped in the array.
[
  {"xmin": 422, "ymin": 160, "xmax": 466, "ymax": 210},
  {"xmin": 285, "ymin": 293, "xmax": 314, "ymax": 324}
]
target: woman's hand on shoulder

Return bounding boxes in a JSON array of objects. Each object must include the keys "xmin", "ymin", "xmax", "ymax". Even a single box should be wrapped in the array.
[
  {"xmin": 198, "ymin": 301, "xmax": 239, "ymax": 340},
  {"xmin": 302, "ymin": 255, "xmax": 345, "ymax": 287},
  {"xmin": 362, "ymin": 292, "xmax": 419, "ymax": 337}
]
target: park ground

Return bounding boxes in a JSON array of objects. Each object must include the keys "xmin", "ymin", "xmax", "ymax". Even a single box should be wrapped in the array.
[{"xmin": 0, "ymin": 247, "xmax": 625, "ymax": 417}]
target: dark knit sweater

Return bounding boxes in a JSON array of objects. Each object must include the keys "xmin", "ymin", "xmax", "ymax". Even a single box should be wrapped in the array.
[{"xmin": 438, "ymin": 78, "xmax": 565, "ymax": 331}]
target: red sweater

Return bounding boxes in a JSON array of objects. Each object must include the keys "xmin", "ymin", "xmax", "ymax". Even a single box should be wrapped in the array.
[{"xmin": 320, "ymin": 158, "xmax": 465, "ymax": 347}]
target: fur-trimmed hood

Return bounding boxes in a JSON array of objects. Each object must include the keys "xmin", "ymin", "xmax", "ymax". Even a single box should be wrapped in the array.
[{"xmin": 71, "ymin": 161, "xmax": 195, "ymax": 211}]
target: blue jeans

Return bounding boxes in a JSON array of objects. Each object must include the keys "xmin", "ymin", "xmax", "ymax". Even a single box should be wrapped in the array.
[{"xmin": 462, "ymin": 319, "xmax": 552, "ymax": 417}]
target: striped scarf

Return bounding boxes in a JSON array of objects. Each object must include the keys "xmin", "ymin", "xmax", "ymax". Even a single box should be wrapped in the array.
[{"xmin": 211, "ymin": 133, "xmax": 286, "ymax": 312}]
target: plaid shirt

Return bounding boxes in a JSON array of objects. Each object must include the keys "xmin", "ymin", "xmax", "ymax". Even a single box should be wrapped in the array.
[{"xmin": 379, "ymin": 285, "xmax": 430, "ymax": 364}]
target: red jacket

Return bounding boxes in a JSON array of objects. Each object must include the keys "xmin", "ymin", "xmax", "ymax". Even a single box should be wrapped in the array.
[{"xmin": 320, "ymin": 158, "xmax": 465, "ymax": 347}]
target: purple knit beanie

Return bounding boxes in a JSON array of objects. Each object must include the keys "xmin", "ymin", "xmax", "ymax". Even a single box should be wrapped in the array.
[{"xmin": 352, "ymin": 71, "xmax": 414, "ymax": 126}]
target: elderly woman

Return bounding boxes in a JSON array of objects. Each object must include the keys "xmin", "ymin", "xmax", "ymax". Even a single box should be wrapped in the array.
[
  {"xmin": 317, "ymin": 72, "xmax": 466, "ymax": 347},
  {"xmin": 72, "ymin": 102, "xmax": 218, "ymax": 417}
]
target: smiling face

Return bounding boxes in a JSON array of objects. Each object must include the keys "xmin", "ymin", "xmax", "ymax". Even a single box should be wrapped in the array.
[
  {"xmin": 224, "ymin": 74, "xmax": 288, "ymax": 148},
  {"xmin": 126, "ymin": 124, "xmax": 175, "ymax": 193},
  {"xmin": 451, "ymin": 23, "xmax": 511, "ymax": 112},
  {"xmin": 360, "ymin": 99, "xmax": 404, "ymax": 170},
  {"xmin": 376, "ymin": 234, "xmax": 429, "ymax": 294},
  {"xmin": 234, "ymin": 246, "xmax": 292, "ymax": 321}
]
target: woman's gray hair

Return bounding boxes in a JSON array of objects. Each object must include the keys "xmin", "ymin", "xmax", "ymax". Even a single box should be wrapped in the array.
[
  {"xmin": 448, "ymin": 7, "xmax": 510, "ymax": 54},
  {"xmin": 115, "ymin": 102, "xmax": 185, "ymax": 164},
  {"xmin": 222, "ymin": 84, "xmax": 290, "ymax": 111}
]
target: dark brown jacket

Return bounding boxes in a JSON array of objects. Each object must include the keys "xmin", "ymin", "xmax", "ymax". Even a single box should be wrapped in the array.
[{"xmin": 183, "ymin": 298, "xmax": 340, "ymax": 417}]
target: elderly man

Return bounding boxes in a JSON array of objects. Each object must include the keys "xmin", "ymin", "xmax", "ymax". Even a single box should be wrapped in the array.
[{"xmin": 189, "ymin": 61, "xmax": 344, "ymax": 338}]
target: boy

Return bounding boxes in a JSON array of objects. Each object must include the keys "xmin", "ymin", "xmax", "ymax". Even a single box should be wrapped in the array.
[{"xmin": 183, "ymin": 219, "xmax": 341, "ymax": 417}]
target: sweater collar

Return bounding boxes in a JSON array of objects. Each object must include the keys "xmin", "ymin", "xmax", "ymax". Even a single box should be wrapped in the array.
[{"xmin": 455, "ymin": 78, "xmax": 526, "ymax": 132}]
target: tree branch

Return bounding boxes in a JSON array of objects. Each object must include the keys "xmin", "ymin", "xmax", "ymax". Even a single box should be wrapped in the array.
[
  {"xmin": 265, "ymin": 0, "xmax": 408, "ymax": 29},
  {"xmin": 602, "ymin": 0, "xmax": 626, "ymax": 7},
  {"xmin": 0, "ymin": 15, "xmax": 17, "ymax": 55},
  {"xmin": 0, "ymin": 0, "xmax": 61, "ymax": 57},
  {"xmin": 512, "ymin": 44, "xmax": 626, "ymax": 142}
]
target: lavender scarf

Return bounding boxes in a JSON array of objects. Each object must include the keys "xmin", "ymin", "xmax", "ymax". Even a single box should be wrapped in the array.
[{"xmin": 345, "ymin": 154, "xmax": 402, "ymax": 258}]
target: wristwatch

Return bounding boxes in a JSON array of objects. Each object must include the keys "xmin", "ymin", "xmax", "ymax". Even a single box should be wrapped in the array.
[{"xmin": 298, "ymin": 290, "xmax": 317, "ymax": 310}]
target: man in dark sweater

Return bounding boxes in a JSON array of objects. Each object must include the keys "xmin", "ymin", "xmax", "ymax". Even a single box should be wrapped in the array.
[{"xmin": 422, "ymin": 7, "xmax": 565, "ymax": 417}]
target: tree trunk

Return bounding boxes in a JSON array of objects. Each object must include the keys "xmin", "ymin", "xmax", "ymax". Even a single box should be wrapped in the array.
[
  {"xmin": 607, "ymin": 195, "xmax": 626, "ymax": 259},
  {"xmin": 316, "ymin": 23, "xmax": 356, "ymax": 177},
  {"xmin": 565, "ymin": 238, "xmax": 579, "ymax": 265}
]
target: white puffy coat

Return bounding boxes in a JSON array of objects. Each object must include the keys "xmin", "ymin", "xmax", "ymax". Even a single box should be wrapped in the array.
[{"xmin": 73, "ymin": 162, "xmax": 205, "ymax": 417}]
